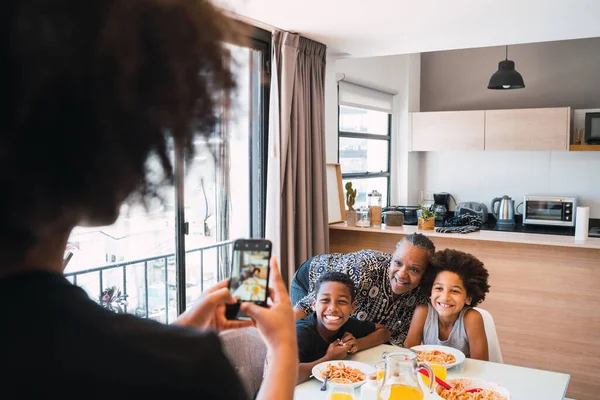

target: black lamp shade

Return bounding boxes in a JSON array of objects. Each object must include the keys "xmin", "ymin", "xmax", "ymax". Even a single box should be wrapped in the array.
[{"xmin": 488, "ymin": 60, "xmax": 525, "ymax": 90}]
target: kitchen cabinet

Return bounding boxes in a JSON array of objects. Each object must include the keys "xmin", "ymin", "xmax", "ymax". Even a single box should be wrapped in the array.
[
  {"xmin": 484, "ymin": 107, "xmax": 570, "ymax": 151},
  {"xmin": 410, "ymin": 110, "xmax": 485, "ymax": 151}
]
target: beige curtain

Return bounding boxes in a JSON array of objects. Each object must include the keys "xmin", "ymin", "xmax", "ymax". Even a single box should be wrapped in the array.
[{"xmin": 265, "ymin": 31, "xmax": 328, "ymax": 285}]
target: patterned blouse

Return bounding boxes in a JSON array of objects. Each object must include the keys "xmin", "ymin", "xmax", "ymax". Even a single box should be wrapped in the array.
[{"xmin": 295, "ymin": 250, "xmax": 429, "ymax": 346}]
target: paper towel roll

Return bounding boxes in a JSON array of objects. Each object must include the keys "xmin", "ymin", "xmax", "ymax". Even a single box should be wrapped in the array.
[{"xmin": 575, "ymin": 206, "xmax": 589, "ymax": 241}]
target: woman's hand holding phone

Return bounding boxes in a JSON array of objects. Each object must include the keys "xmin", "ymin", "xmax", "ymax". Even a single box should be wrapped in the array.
[{"xmin": 173, "ymin": 279, "xmax": 254, "ymax": 332}]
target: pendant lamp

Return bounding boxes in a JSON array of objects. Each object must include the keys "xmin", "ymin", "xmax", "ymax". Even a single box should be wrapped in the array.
[{"xmin": 488, "ymin": 46, "xmax": 525, "ymax": 90}]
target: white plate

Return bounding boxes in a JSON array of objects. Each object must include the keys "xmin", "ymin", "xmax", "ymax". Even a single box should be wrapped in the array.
[
  {"xmin": 312, "ymin": 360, "xmax": 376, "ymax": 388},
  {"xmin": 410, "ymin": 345, "xmax": 466, "ymax": 369}
]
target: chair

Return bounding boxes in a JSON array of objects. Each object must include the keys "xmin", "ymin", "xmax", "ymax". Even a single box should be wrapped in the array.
[
  {"xmin": 474, "ymin": 307, "xmax": 503, "ymax": 363},
  {"xmin": 219, "ymin": 327, "xmax": 267, "ymax": 397}
]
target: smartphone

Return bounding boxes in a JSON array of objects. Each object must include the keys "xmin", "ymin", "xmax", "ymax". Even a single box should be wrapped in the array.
[{"xmin": 225, "ymin": 238, "xmax": 272, "ymax": 320}]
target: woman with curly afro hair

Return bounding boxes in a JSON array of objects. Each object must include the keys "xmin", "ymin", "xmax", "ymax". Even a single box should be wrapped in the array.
[
  {"xmin": 1, "ymin": 0, "xmax": 297, "ymax": 398},
  {"xmin": 404, "ymin": 249, "xmax": 491, "ymax": 360}
]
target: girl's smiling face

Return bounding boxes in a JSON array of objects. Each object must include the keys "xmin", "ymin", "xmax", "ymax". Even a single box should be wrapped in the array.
[{"xmin": 430, "ymin": 271, "xmax": 471, "ymax": 317}]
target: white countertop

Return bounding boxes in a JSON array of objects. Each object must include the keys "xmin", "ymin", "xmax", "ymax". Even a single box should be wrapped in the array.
[
  {"xmin": 294, "ymin": 344, "xmax": 570, "ymax": 400},
  {"xmin": 330, "ymin": 223, "xmax": 600, "ymax": 250}
]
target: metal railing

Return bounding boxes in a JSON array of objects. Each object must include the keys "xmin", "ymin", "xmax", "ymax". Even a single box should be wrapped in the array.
[{"xmin": 64, "ymin": 240, "xmax": 234, "ymax": 322}]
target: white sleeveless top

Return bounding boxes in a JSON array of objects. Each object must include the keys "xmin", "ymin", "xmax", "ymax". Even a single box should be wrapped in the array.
[{"xmin": 423, "ymin": 303, "xmax": 470, "ymax": 357}]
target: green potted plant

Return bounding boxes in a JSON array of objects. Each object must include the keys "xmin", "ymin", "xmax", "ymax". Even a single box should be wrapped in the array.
[
  {"xmin": 418, "ymin": 204, "xmax": 436, "ymax": 230},
  {"xmin": 345, "ymin": 182, "xmax": 357, "ymax": 226}
]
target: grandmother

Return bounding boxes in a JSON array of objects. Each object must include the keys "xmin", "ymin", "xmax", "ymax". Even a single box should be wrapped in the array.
[{"xmin": 292, "ymin": 233, "xmax": 436, "ymax": 346}]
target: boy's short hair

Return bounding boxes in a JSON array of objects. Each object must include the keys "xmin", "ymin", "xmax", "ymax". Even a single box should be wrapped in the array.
[
  {"xmin": 428, "ymin": 249, "xmax": 490, "ymax": 305},
  {"xmin": 314, "ymin": 272, "xmax": 356, "ymax": 301}
]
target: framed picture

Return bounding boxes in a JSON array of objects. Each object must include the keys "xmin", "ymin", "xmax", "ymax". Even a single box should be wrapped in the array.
[{"xmin": 326, "ymin": 163, "xmax": 345, "ymax": 224}]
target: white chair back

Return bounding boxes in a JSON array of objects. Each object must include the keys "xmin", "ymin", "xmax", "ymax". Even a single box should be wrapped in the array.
[{"xmin": 474, "ymin": 307, "xmax": 503, "ymax": 363}]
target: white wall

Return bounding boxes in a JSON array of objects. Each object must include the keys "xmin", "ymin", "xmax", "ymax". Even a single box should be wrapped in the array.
[
  {"xmin": 417, "ymin": 151, "xmax": 600, "ymax": 217},
  {"xmin": 324, "ymin": 53, "xmax": 421, "ymax": 205}
]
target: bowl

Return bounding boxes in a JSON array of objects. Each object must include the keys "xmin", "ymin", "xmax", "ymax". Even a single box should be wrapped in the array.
[
  {"xmin": 433, "ymin": 377, "xmax": 511, "ymax": 400},
  {"xmin": 383, "ymin": 211, "xmax": 404, "ymax": 226}
]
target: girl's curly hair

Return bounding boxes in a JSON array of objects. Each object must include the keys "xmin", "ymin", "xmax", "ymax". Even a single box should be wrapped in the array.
[
  {"xmin": 428, "ymin": 249, "xmax": 490, "ymax": 305},
  {"xmin": 1, "ymin": 0, "xmax": 238, "ymax": 258}
]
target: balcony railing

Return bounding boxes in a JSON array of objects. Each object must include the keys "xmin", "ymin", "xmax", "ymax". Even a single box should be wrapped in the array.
[{"xmin": 64, "ymin": 240, "xmax": 234, "ymax": 323}]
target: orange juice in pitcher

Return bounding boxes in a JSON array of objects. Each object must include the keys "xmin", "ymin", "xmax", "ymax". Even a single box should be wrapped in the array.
[
  {"xmin": 377, "ymin": 349, "xmax": 434, "ymax": 400},
  {"xmin": 379, "ymin": 384, "xmax": 423, "ymax": 400}
]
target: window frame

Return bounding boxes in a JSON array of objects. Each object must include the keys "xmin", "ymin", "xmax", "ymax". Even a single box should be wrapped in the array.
[
  {"xmin": 337, "ymin": 105, "xmax": 392, "ymax": 207},
  {"xmin": 174, "ymin": 24, "xmax": 271, "ymax": 314}
]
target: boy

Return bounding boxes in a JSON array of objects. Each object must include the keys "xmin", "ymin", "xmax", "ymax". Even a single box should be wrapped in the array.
[{"xmin": 296, "ymin": 272, "xmax": 390, "ymax": 383}]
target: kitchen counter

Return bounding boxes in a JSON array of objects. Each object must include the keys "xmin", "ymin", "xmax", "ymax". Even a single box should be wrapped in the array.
[
  {"xmin": 328, "ymin": 223, "xmax": 600, "ymax": 400},
  {"xmin": 329, "ymin": 223, "xmax": 600, "ymax": 249}
]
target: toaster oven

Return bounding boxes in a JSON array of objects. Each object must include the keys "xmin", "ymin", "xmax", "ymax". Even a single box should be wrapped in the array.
[{"xmin": 523, "ymin": 196, "xmax": 576, "ymax": 227}]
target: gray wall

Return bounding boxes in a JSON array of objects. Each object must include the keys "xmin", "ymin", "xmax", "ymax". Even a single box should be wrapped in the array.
[{"xmin": 421, "ymin": 37, "xmax": 600, "ymax": 111}]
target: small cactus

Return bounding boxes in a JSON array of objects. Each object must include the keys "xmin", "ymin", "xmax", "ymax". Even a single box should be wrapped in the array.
[{"xmin": 345, "ymin": 182, "xmax": 357, "ymax": 211}]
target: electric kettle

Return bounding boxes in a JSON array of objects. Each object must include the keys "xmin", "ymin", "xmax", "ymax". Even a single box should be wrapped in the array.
[{"xmin": 491, "ymin": 195, "xmax": 515, "ymax": 226}]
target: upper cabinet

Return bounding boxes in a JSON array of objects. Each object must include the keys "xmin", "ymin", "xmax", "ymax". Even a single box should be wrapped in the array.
[
  {"xmin": 410, "ymin": 110, "xmax": 485, "ymax": 151},
  {"xmin": 484, "ymin": 107, "xmax": 570, "ymax": 151},
  {"xmin": 409, "ymin": 107, "xmax": 571, "ymax": 151}
]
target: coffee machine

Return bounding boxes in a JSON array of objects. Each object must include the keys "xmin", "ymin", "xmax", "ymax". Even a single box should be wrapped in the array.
[{"xmin": 433, "ymin": 193, "xmax": 451, "ymax": 222}]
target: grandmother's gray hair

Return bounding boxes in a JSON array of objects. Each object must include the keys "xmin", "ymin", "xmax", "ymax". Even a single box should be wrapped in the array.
[{"xmin": 396, "ymin": 233, "xmax": 435, "ymax": 255}]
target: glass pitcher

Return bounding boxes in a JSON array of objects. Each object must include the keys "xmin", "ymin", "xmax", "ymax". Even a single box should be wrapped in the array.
[{"xmin": 377, "ymin": 349, "xmax": 434, "ymax": 400}]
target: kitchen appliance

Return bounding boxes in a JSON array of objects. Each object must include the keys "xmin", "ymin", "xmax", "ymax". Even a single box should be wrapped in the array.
[
  {"xmin": 590, "ymin": 227, "xmax": 600, "ymax": 238},
  {"xmin": 383, "ymin": 206, "xmax": 419, "ymax": 225},
  {"xmin": 584, "ymin": 112, "xmax": 600, "ymax": 144},
  {"xmin": 433, "ymin": 193, "xmax": 451, "ymax": 222},
  {"xmin": 455, "ymin": 202, "xmax": 489, "ymax": 223},
  {"xmin": 491, "ymin": 195, "xmax": 516, "ymax": 227},
  {"xmin": 523, "ymin": 195, "xmax": 577, "ymax": 227}
]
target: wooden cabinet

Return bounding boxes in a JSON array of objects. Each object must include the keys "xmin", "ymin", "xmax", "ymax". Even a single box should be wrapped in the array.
[
  {"xmin": 410, "ymin": 110, "xmax": 485, "ymax": 151},
  {"xmin": 484, "ymin": 107, "xmax": 570, "ymax": 151}
]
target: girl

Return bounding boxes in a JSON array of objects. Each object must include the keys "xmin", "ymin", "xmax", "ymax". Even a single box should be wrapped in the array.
[{"xmin": 404, "ymin": 249, "xmax": 490, "ymax": 360}]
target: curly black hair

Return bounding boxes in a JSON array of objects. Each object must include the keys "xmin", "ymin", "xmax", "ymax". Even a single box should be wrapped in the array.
[
  {"xmin": 1, "ymin": 0, "xmax": 239, "ymax": 259},
  {"xmin": 314, "ymin": 272, "xmax": 356, "ymax": 301},
  {"xmin": 427, "ymin": 249, "xmax": 490, "ymax": 305}
]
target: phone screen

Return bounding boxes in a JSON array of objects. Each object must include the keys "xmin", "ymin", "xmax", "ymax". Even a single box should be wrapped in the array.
[{"xmin": 228, "ymin": 239, "xmax": 271, "ymax": 305}]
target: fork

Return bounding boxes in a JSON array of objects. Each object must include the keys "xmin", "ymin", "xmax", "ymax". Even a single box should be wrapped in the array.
[{"xmin": 320, "ymin": 372, "xmax": 330, "ymax": 391}]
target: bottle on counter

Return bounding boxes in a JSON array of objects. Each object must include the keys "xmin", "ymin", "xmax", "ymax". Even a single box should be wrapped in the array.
[
  {"xmin": 368, "ymin": 190, "xmax": 382, "ymax": 228},
  {"xmin": 356, "ymin": 206, "xmax": 371, "ymax": 228},
  {"xmin": 360, "ymin": 373, "xmax": 378, "ymax": 400}
]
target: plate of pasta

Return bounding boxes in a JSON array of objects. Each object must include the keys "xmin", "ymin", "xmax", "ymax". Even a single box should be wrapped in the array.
[
  {"xmin": 312, "ymin": 360, "xmax": 375, "ymax": 388},
  {"xmin": 434, "ymin": 378, "xmax": 511, "ymax": 400},
  {"xmin": 410, "ymin": 345, "xmax": 466, "ymax": 369}
]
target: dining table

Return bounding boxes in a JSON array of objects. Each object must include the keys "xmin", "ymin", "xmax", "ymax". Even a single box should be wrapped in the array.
[{"xmin": 294, "ymin": 344, "xmax": 570, "ymax": 400}]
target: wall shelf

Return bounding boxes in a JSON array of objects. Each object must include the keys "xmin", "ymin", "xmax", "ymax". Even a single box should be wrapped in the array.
[{"xmin": 569, "ymin": 144, "xmax": 600, "ymax": 151}]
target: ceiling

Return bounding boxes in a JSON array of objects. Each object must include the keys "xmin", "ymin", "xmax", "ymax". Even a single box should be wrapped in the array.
[{"xmin": 218, "ymin": 0, "xmax": 600, "ymax": 58}]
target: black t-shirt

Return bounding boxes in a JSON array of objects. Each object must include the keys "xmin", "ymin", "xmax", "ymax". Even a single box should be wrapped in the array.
[
  {"xmin": 296, "ymin": 313, "xmax": 376, "ymax": 363},
  {"xmin": 0, "ymin": 271, "xmax": 248, "ymax": 399}
]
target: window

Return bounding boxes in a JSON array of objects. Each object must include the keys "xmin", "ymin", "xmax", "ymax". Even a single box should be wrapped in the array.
[
  {"xmin": 337, "ymin": 82, "xmax": 393, "ymax": 208},
  {"xmin": 65, "ymin": 25, "xmax": 271, "ymax": 323}
]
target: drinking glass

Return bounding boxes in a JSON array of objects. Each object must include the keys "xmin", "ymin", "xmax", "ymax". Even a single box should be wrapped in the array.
[
  {"xmin": 421, "ymin": 363, "xmax": 447, "ymax": 387},
  {"xmin": 376, "ymin": 361, "xmax": 386, "ymax": 382},
  {"xmin": 327, "ymin": 378, "xmax": 355, "ymax": 400}
]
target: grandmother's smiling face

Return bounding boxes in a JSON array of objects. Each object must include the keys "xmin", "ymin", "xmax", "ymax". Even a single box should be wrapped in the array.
[{"xmin": 388, "ymin": 242, "xmax": 429, "ymax": 297}]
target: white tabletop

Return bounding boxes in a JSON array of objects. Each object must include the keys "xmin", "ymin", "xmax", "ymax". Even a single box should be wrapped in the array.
[{"xmin": 294, "ymin": 345, "xmax": 570, "ymax": 400}]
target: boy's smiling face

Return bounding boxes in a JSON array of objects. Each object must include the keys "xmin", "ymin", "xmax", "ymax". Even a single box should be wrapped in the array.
[{"xmin": 312, "ymin": 281, "xmax": 355, "ymax": 332}]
